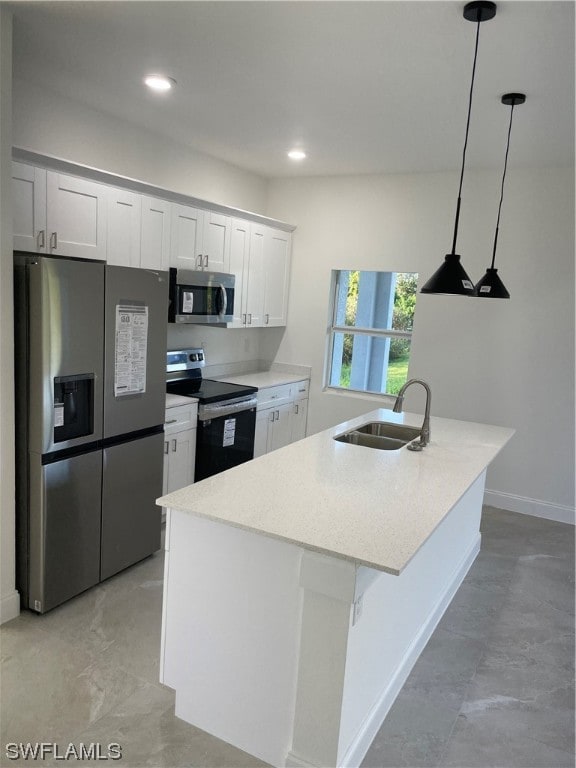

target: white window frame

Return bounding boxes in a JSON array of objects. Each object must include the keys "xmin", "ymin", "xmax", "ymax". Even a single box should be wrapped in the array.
[{"xmin": 325, "ymin": 270, "xmax": 416, "ymax": 397}]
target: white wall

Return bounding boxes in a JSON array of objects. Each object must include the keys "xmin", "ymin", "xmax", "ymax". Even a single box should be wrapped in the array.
[
  {"xmin": 13, "ymin": 78, "xmax": 268, "ymax": 214},
  {"xmin": 1, "ymin": 73, "xmax": 274, "ymax": 622},
  {"xmin": 0, "ymin": 8, "xmax": 19, "ymax": 623},
  {"xmin": 266, "ymin": 167, "xmax": 575, "ymax": 523}
]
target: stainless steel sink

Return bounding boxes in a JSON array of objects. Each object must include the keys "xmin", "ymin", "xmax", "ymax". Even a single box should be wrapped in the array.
[{"xmin": 333, "ymin": 421, "xmax": 422, "ymax": 451}]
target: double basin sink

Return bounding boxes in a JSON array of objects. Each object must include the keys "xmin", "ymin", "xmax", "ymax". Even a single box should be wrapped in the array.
[{"xmin": 334, "ymin": 421, "xmax": 422, "ymax": 451}]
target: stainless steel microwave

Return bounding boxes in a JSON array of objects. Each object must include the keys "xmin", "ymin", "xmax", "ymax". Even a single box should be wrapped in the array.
[{"xmin": 168, "ymin": 268, "xmax": 235, "ymax": 325}]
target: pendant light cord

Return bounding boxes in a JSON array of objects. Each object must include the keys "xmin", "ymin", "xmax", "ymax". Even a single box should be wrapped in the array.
[
  {"xmin": 451, "ymin": 13, "xmax": 482, "ymax": 255},
  {"xmin": 490, "ymin": 100, "xmax": 515, "ymax": 268}
]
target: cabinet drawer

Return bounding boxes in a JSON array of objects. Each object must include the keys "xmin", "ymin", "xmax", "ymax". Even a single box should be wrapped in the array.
[
  {"xmin": 164, "ymin": 404, "xmax": 198, "ymax": 434},
  {"xmin": 256, "ymin": 384, "xmax": 292, "ymax": 410},
  {"xmin": 291, "ymin": 380, "xmax": 309, "ymax": 401}
]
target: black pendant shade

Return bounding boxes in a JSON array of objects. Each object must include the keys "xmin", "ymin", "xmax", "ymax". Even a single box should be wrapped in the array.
[
  {"xmin": 420, "ymin": 254, "xmax": 474, "ymax": 295},
  {"xmin": 473, "ymin": 267, "xmax": 510, "ymax": 299},
  {"xmin": 420, "ymin": 1, "xmax": 496, "ymax": 297},
  {"xmin": 473, "ymin": 92, "xmax": 525, "ymax": 299}
]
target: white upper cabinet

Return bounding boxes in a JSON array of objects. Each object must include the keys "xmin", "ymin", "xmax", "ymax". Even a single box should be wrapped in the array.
[
  {"xmin": 263, "ymin": 229, "xmax": 291, "ymax": 326},
  {"xmin": 245, "ymin": 224, "xmax": 266, "ymax": 327},
  {"xmin": 106, "ymin": 188, "xmax": 142, "ymax": 268},
  {"xmin": 170, "ymin": 203, "xmax": 204, "ymax": 271},
  {"xmin": 11, "ymin": 159, "xmax": 293, "ymax": 294},
  {"xmin": 228, "ymin": 218, "xmax": 251, "ymax": 327},
  {"xmin": 230, "ymin": 221, "xmax": 291, "ymax": 329},
  {"xmin": 12, "ymin": 162, "xmax": 47, "ymax": 253},
  {"xmin": 46, "ymin": 172, "xmax": 108, "ymax": 260},
  {"xmin": 141, "ymin": 196, "xmax": 171, "ymax": 271},
  {"xmin": 170, "ymin": 205, "xmax": 231, "ymax": 273},
  {"xmin": 202, "ymin": 211, "xmax": 231, "ymax": 272}
]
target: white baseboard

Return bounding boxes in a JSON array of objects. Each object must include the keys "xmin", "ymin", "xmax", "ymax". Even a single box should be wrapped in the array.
[
  {"xmin": 0, "ymin": 589, "xmax": 20, "ymax": 625},
  {"xmin": 338, "ymin": 535, "xmax": 481, "ymax": 768},
  {"xmin": 484, "ymin": 490, "xmax": 575, "ymax": 525}
]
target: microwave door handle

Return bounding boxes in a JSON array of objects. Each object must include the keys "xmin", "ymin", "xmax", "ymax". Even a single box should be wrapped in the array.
[{"xmin": 218, "ymin": 284, "xmax": 227, "ymax": 317}]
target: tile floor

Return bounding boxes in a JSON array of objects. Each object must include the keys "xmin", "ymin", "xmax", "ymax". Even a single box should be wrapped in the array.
[{"xmin": 1, "ymin": 507, "xmax": 574, "ymax": 768}]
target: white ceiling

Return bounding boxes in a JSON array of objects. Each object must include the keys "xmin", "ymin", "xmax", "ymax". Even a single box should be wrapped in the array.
[{"xmin": 8, "ymin": 0, "xmax": 575, "ymax": 179}]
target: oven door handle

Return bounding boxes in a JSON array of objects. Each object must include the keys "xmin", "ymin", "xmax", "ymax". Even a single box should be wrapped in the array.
[
  {"xmin": 218, "ymin": 284, "xmax": 227, "ymax": 318},
  {"xmin": 198, "ymin": 396, "xmax": 257, "ymax": 421}
]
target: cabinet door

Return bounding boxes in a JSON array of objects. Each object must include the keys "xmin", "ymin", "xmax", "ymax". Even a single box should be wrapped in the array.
[
  {"xmin": 291, "ymin": 398, "xmax": 308, "ymax": 443},
  {"xmin": 254, "ymin": 408, "xmax": 271, "ymax": 458},
  {"xmin": 166, "ymin": 428, "xmax": 196, "ymax": 493},
  {"xmin": 170, "ymin": 203, "xmax": 204, "ymax": 270},
  {"xmin": 263, "ymin": 228, "xmax": 291, "ymax": 326},
  {"xmin": 107, "ymin": 188, "xmax": 142, "ymax": 267},
  {"xmin": 141, "ymin": 196, "xmax": 171, "ymax": 270},
  {"xmin": 203, "ymin": 211, "xmax": 231, "ymax": 273},
  {"xmin": 12, "ymin": 162, "xmax": 47, "ymax": 252},
  {"xmin": 46, "ymin": 172, "xmax": 107, "ymax": 260},
  {"xmin": 268, "ymin": 402, "xmax": 293, "ymax": 453},
  {"xmin": 245, "ymin": 224, "xmax": 266, "ymax": 327},
  {"xmin": 228, "ymin": 218, "xmax": 250, "ymax": 327}
]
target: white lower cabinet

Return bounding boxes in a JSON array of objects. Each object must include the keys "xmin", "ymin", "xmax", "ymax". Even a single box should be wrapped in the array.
[
  {"xmin": 253, "ymin": 380, "xmax": 309, "ymax": 458},
  {"xmin": 163, "ymin": 403, "xmax": 197, "ymax": 500},
  {"xmin": 291, "ymin": 398, "xmax": 309, "ymax": 443}
]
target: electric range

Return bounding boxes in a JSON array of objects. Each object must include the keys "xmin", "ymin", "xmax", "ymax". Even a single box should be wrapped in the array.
[{"xmin": 166, "ymin": 348, "xmax": 258, "ymax": 480}]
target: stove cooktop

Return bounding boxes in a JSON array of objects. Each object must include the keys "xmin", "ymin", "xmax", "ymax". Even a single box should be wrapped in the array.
[
  {"xmin": 166, "ymin": 347, "xmax": 257, "ymax": 405},
  {"xmin": 166, "ymin": 377, "xmax": 257, "ymax": 405}
]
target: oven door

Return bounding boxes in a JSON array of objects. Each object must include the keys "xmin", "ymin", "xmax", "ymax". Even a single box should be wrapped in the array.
[
  {"xmin": 169, "ymin": 268, "xmax": 235, "ymax": 324},
  {"xmin": 195, "ymin": 398, "xmax": 257, "ymax": 481}
]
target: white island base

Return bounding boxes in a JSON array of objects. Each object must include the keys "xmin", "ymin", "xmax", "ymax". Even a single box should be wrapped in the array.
[{"xmin": 161, "ymin": 471, "xmax": 486, "ymax": 768}]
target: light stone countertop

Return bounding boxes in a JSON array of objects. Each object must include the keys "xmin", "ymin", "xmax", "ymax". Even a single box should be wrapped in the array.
[
  {"xmin": 165, "ymin": 393, "xmax": 198, "ymax": 408},
  {"xmin": 157, "ymin": 408, "xmax": 514, "ymax": 575},
  {"xmin": 214, "ymin": 371, "xmax": 309, "ymax": 388}
]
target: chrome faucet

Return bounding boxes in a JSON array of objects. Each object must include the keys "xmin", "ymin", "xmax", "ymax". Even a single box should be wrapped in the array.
[{"xmin": 393, "ymin": 379, "xmax": 432, "ymax": 450}]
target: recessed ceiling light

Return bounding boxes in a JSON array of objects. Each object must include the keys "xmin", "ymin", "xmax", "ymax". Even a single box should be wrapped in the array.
[
  {"xmin": 144, "ymin": 74, "xmax": 175, "ymax": 92},
  {"xmin": 288, "ymin": 149, "xmax": 306, "ymax": 161}
]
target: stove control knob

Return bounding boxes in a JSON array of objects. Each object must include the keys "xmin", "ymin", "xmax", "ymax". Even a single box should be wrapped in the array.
[{"xmin": 190, "ymin": 353, "xmax": 198, "ymax": 361}]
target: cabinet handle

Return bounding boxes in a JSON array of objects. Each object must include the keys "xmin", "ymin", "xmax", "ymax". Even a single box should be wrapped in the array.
[
  {"xmin": 265, "ymin": 314, "xmax": 269, "ymax": 324},
  {"xmin": 204, "ymin": 255, "xmax": 209, "ymax": 269},
  {"xmin": 295, "ymin": 404, "xmax": 299, "ymax": 415},
  {"xmin": 37, "ymin": 230, "xmax": 45, "ymax": 249},
  {"xmin": 197, "ymin": 254, "xmax": 203, "ymax": 269},
  {"xmin": 242, "ymin": 313, "xmax": 246, "ymax": 325},
  {"xmin": 171, "ymin": 439, "xmax": 177, "ymax": 452},
  {"xmin": 248, "ymin": 313, "xmax": 252, "ymax": 325},
  {"xmin": 276, "ymin": 410, "xmax": 280, "ymax": 420},
  {"xmin": 50, "ymin": 232, "xmax": 57, "ymax": 250},
  {"xmin": 164, "ymin": 441, "xmax": 169, "ymax": 455},
  {"xmin": 165, "ymin": 419, "xmax": 178, "ymax": 425}
]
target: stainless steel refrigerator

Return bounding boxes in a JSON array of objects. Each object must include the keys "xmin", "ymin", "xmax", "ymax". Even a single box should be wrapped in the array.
[{"xmin": 14, "ymin": 253, "xmax": 168, "ymax": 613}]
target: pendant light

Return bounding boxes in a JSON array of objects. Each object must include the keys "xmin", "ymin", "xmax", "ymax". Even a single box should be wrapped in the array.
[
  {"xmin": 474, "ymin": 93, "xmax": 525, "ymax": 299},
  {"xmin": 421, "ymin": 1, "xmax": 496, "ymax": 296}
]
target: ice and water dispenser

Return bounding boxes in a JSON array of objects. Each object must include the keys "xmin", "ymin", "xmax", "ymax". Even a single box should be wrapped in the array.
[{"xmin": 53, "ymin": 373, "xmax": 95, "ymax": 442}]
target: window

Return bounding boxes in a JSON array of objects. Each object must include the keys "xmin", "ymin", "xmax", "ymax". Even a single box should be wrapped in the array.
[{"xmin": 327, "ymin": 270, "xmax": 418, "ymax": 396}]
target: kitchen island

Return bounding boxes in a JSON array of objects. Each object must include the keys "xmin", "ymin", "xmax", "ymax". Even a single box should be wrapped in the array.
[{"xmin": 157, "ymin": 408, "xmax": 514, "ymax": 768}]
